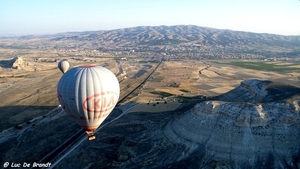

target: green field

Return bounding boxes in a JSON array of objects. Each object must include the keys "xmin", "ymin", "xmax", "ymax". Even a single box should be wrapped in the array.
[{"xmin": 216, "ymin": 61, "xmax": 300, "ymax": 71}]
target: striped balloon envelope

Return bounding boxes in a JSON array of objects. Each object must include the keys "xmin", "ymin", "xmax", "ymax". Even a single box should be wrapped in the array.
[{"xmin": 57, "ymin": 65, "xmax": 120, "ymax": 140}]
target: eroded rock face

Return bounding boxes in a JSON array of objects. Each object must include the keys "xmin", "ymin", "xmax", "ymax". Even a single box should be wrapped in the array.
[
  {"xmin": 57, "ymin": 79, "xmax": 300, "ymax": 169},
  {"xmin": 165, "ymin": 100, "xmax": 300, "ymax": 168},
  {"xmin": 11, "ymin": 56, "xmax": 24, "ymax": 69}
]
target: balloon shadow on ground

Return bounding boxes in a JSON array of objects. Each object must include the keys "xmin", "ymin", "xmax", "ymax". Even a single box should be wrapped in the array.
[
  {"xmin": 0, "ymin": 105, "xmax": 81, "ymax": 164},
  {"xmin": 0, "ymin": 105, "xmax": 58, "ymax": 131}
]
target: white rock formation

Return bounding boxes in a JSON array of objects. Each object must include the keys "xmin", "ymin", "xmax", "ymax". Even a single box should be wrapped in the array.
[
  {"xmin": 163, "ymin": 80, "xmax": 300, "ymax": 168},
  {"xmin": 11, "ymin": 56, "xmax": 24, "ymax": 69}
]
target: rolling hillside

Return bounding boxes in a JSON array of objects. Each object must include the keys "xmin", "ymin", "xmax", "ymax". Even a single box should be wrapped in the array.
[
  {"xmin": 1, "ymin": 25, "xmax": 300, "ymax": 58},
  {"xmin": 51, "ymin": 25, "xmax": 300, "ymax": 47}
]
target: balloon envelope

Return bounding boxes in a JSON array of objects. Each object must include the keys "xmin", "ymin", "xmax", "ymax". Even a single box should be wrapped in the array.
[
  {"xmin": 58, "ymin": 59, "xmax": 70, "ymax": 73},
  {"xmin": 57, "ymin": 65, "xmax": 120, "ymax": 138}
]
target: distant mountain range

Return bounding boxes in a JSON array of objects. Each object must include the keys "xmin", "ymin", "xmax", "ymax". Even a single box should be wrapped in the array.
[
  {"xmin": 46, "ymin": 25, "xmax": 300, "ymax": 47},
  {"xmin": 1, "ymin": 25, "xmax": 300, "ymax": 57}
]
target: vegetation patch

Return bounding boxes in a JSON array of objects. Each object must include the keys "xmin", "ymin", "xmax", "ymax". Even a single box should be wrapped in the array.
[
  {"xmin": 179, "ymin": 89, "xmax": 191, "ymax": 93},
  {"xmin": 176, "ymin": 95, "xmax": 194, "ymax": 102},
  {"xmin": 149, "ymin": 91, "xmax": 174, "ymax": 98},
  {"xmin": 150, "ymin": 76, "xmax": 164, "ymax": 82},
  {"xmin": 138, "ymin": 60, "xmax": 159, "ymax": 63},
  {"xmin": 169, "ymin": 82, "xmax": 180, "ymax": 88},
  {"xmin": 131, "ymin": 69, "xmax": 147, "ymax": 79},
  {"xmin": 216, "ymin": 61, "xmax": 300, "ymax": 71}
]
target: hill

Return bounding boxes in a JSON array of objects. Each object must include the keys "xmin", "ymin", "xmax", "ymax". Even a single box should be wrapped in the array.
[
  {"xmin": 1, "ymin": 25, "xmax": 299, "ymax": 59},
  {"xmin": 50, "ymin": 25, "xmax": 300, "ymax": 47}
]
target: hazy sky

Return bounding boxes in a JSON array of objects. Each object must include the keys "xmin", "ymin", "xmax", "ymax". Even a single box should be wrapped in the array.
[{"xmin": 0, "ymin": 0, "xmax": 299, "ymax": 36}]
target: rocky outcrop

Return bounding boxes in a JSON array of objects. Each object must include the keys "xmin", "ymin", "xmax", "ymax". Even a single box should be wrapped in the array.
[
  {"xmin": 164, "ymin": 99, "xmax": 300, "ymax": 168},
  {"xmin": 218, "ymin": 79, "xmax": 300, "ymax": 103},
  {"xmin": 0, "ymin": 56, "xmax": 26, "ymax": 69},
  {"xmin": 11, "ymin": 56, "xmax": 24, "ymax": 69}
]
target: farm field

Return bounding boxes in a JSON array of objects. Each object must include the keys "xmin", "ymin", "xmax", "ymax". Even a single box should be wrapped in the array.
[{"xmin": 216, "ymin": 60, "xmax": 300, "ymax": 71}]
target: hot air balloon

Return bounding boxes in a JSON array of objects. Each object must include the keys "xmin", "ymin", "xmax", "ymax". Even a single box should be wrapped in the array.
[
  {"xmin": 58, "ymin": 59, "xmax": 70, "ymax": 74},
  {"xmin": 57, "ymin": 65, "xmax": 120, "ymax": 140}
]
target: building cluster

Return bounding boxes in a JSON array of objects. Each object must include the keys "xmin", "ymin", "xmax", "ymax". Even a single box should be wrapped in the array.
[{"xmin": 31, "ymin": 40, "xmax": 299, "ymax": 61}]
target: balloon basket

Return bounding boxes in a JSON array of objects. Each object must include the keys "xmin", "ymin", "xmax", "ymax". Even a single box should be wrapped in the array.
[{"xmin": 88, "ymin": 135, "xmax": 96, "ymax": 141}]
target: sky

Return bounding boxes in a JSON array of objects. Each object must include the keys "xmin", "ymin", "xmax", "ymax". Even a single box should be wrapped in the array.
[{"xmin": 0, "ymin": 0, "xmax": 299, "ymax": 36}]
